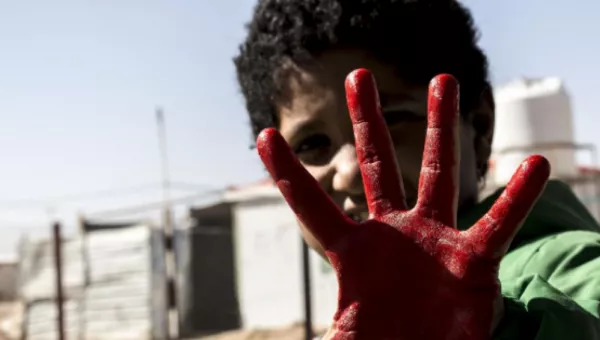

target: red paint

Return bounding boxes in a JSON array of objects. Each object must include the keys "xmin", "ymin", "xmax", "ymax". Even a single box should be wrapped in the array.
[
  {"xmin": 256, "ymin": 69, "xmax": 551, "ymax": 340},
  {"xmin": 345, "ymin": 70, "xmax": 407, "ymax": 216},
  {"xmin": 416, "ymin": 74, "xmax": 460, "ymax": 228}
]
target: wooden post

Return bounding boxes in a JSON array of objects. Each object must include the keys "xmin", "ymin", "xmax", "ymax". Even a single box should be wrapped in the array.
[
  {"xmin": 156, "ymin": 108, "xmax": 178, "ymax": 339},
  {"xmin": 77, "ymin": 215, "xmax": 88, "ymax": 340},
  {"xmin": 52, "ymin": 222, "xmax": 65, "ymax": 340},
  {"xmin": 301, "ymin": 240, "xmax": 313, "ymax": 340}
]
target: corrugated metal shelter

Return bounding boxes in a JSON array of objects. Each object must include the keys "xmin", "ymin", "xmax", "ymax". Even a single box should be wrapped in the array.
[{"xmin": 18, "ymin": 223, "xmax": 168, "ymax": 340}]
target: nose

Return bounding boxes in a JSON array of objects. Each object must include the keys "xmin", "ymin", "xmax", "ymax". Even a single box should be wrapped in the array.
[{"xmin": 331, "ymin": 143, "xmax": 365, "ymax": 198}]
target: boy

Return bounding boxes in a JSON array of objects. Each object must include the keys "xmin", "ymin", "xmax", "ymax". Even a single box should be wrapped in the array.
[{"xmin": 234, "ymin": 0, "xmax": 600, "ymax": 338}]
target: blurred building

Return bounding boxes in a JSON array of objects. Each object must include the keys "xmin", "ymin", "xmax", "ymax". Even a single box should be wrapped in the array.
[
  {"xmin": 176, "ymin": 180, "xmax": 336, "ymax": 338},
  {"xmin": 224, "ymin": 181, "xmax": 337, "ymax": 330},
  {"xmin": 176, "ymin": 202, "xmax": 241, "ymax": 337},
  {"xmin": 488, "ymin": 77, "xmax": 600, "ymax": 219}
]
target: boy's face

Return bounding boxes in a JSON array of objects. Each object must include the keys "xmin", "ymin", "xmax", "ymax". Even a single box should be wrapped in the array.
[{"xmin": 275, "ymin": 49, "xmax": 491, "ymax": 257}]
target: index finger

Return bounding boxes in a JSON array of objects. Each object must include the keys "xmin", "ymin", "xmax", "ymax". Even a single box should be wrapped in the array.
[{"xmin": 256, "ymin": 128, "xmax": 350, "ymax": 249}]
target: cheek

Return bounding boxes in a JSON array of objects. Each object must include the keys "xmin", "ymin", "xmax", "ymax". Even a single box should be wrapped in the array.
[
  {"xmin": 303, "ymin": 164, "xmax": 333, "ymax": 195},
  {"xmin": 296, "ymin": 164, "xmax": 334, "ymax": 258}
]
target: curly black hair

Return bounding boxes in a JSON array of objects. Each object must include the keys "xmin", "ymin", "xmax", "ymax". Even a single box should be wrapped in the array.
[{"xmin": 234, "ymin": 0, "xmax": 492, "ymax": 176}]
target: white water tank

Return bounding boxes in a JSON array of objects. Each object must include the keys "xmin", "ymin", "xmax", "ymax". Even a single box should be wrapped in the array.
[{"xmin": 492, "ymin": 77, "xmax": 577, "ymax": 185}]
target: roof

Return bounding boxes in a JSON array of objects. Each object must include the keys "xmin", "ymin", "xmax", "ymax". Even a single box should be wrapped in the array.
[
  {"xmin": 224, "ymin": 178, "xmax": 279, "ymax": 202},
  {"xmin": 226, "ymin": 178, "xmax": 274, "ymax": 192}
]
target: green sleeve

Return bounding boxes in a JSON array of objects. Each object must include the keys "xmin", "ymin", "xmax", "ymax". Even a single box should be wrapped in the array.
[{"xmin": 494, "ymin": 230, "xmax": 600, "ymax": 339}]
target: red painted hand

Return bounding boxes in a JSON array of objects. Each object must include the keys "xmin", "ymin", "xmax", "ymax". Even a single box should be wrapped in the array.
[{"xmin": 256, "ymin": 69, "xmax": 551, "ymax": 340}]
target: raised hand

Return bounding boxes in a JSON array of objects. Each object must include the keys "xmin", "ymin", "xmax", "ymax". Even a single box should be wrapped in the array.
[{"xmin": 256, "ymin": 69, "xmax": 550, "ymax": 340}]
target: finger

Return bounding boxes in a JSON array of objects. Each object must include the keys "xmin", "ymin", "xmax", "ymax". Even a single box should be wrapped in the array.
[
  {"xmin": 256, "ymin": 128, "xmax": 350, "ymax": 249},
  {"xmin": 345, "ymin": 68, "xmax": 408, "ymax": 217},
  {"xmin": 467, "ymin": 155, "xmax": 550, "ymax": 259},
  {"xmin": 415, "ymin": 74, "xmax": 460, "ymax": 228}
]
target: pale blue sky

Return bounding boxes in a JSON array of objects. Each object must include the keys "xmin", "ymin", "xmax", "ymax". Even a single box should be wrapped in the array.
[{"xmin": 0, "ymin": 0, "xmax": 599, "ymax": 257}]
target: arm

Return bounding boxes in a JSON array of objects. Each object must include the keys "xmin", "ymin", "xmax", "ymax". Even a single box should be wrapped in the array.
[{"xmin": 494, "ymin": 231, "xmax": 600, "ymax": 339}]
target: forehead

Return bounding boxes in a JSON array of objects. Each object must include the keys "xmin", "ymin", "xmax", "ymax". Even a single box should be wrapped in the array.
[
  {"xmin": 286, "ymin": 49, "xmax": 418, "ymax": 97},
  {"xmin": 276, "ymin": 49, "xmax": 425, "ymax": 136}
]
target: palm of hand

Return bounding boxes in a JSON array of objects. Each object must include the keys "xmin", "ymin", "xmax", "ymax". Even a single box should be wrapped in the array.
[{"xmin": 257, "ymin": 70, "xmax": 550, "ymax": 340}]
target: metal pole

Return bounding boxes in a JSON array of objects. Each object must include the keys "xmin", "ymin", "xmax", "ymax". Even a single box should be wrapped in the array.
[
  {"xmin": 52, "ymin": 222, "xmax": 65, "ymax": 340},
  {"xmin": 156, "ymin": 107, "xmax": 178, "ymax": 339},
  {"xmin": 301, "ymin": 240, "xmax": 313, "ymax": 340}
]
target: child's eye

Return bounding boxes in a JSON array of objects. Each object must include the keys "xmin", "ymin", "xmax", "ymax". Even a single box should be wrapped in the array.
[
  {"xmin": 383, "ymin": 110, "xmax": 427, "ymax": 126},
  {"xmin": 293, "ymin": 134, "xmax": 332, "ymax": 165}
]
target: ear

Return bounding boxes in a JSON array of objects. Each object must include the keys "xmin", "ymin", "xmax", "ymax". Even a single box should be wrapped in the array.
[{"xmin": 470, "ymin": 84, "xmax": 495, "ymax": 179}]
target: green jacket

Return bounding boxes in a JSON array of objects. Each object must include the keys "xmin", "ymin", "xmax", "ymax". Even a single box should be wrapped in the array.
[{"xmin": 458, "ymin": 180, "xmax": 600, "ymax": 339}]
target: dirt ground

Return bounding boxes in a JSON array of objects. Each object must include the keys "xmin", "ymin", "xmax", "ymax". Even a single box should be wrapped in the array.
[{"xmin": 196, "ymin": 323, "xmax": 328, "ymax": 340}]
